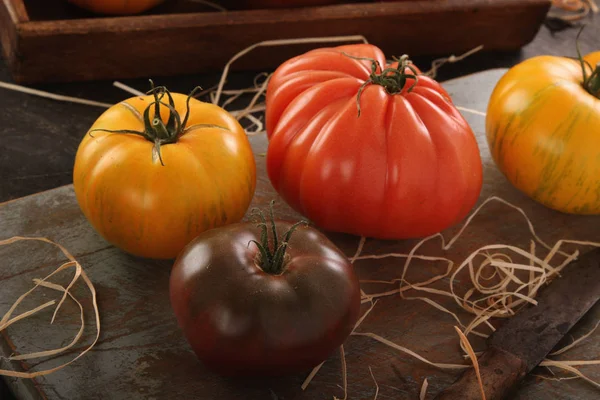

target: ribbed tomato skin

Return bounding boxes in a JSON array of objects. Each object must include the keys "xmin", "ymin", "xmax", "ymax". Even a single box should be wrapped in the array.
[{"xmin": 265, "ymin": 44, "xmax": 483, "ymax": 239}]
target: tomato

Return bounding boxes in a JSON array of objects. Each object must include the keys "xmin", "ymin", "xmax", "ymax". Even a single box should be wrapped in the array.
[
  {"xmin": 265, "ymin": 44, "xmax": 483, "ymax": 240},
  {"xmin": 486, "ymin": 51, "xmax": 600, "ymax": 214},
  {"xmin": 67, "ymin": 0, "xmax": 165, "ymax": 14},
  {"xmin": 169, "ymin": 205, "xmax": 361, "ymax": 376},
  {"xmin": 73, "ymin": 84, "xmax": 256, "ymax": 259}
]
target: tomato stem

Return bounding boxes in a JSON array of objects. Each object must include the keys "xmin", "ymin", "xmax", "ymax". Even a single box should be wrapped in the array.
[
  {"xmin": 250, "ymin": 201, "xmax": 307, "ymax": 275},
  {"xmin": 87, "ymin": 82, "xmax": 204, "ymax": 166},
  {"xmin": 586, "ymin": 63, "xmax": 600, "ymax": 98},
  {"xmin": 575, "ymin": 26, "xmax": 600, "ymax": 100},
  {"xmin": 341, "ymin": 52, "xmax": 419, "ymax": 116}
]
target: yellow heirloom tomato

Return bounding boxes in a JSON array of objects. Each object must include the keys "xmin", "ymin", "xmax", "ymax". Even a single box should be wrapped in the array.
[
  {"xmin": 73, "ymin": 84, "xmax": 256, "ymax": 259},
  {"xmin": 486, "ymin": 49, "xmax": 600, "ymax": 214}
]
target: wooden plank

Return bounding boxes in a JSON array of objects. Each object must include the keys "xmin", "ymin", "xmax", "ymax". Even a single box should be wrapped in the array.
[
  {"xmin": 1, "ymin": 69, "xmax": 599, "ymax": 400},
  {"xmin": 1, "ymin": 0, "xmax": 550, "ymax": 83},
  {"xmin": 0, "ymin": 0, "xmax": 26, "ymax": 77},
  {"xmin": 5, "ymin": 0, "xmax": 28, "ymax": 22}
]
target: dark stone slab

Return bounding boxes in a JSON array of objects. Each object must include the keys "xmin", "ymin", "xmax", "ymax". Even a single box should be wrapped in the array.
[{"xmin": 1, "ymin": 68, "xmax": 599, "ymax": 400}]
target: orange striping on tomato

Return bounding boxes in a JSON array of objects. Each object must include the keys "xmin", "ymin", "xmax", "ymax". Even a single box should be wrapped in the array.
[
  {"xmin": 486, "ymin": 51, "xmax": 600, "ymax": 214},
  {"xmin": 73, "ymin": 88, "xmax": 256, "ymax": 259}
]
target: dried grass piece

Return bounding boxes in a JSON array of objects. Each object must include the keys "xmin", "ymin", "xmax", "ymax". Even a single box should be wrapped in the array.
[
  {"xmin": 353, "ymin": 300, "xmax": 378, "ymax": 333},
  {"xmin": 446, "ymin": 197, "xmax": 557, "ymax": 252},
  {"xmin": 533, "ymin": 374, "xmax": 580, "ymax": 382},
  {"xmin": 196, "ymin": 84, "xmax": 220, "ymax": 99},
  {"xmin": 419, "ymin": 378, "xmax": 429, "ymax": 400},
  {"xmin": 0, "ymin": 301, "xmax": 56, "ymax": 332},
  {"xmin": 360, "ymin": 288, "xmax": 400, "ymax": 304},
  {"xmin": 540, "ymin": 360, "xmax": 600, "ymax": 389},
  {"xmin": 212, "ymin": 35, "xmax": 369, "ymax": 106},
  {"xmin": 221, "ymin": 91, "xmax": 246, "ymax": 108},
  {"xmin": 337, "ymin": 345, "xmax": 348, "ymax": 400},
  {"xmin": 545, "ymin": 360, "xmax": 600, "ymax": 366},
  {"xmin": 242, "ymin": 114, "xmax": 264, "ymax": 134},
  {"xmin": 350, "ymin": 236, "xmax": 367, "ymax": 264},
  {"xmin": 8, "ymin": 279, "xmax": 84, "ymax": 362},
  {"xmin": 454, "ymin": 326, "xmax": 486, "ymax": 400},
  {"xmin": 0, "ymin": 81, "xmax": 112, "ymax": 108},
  {"xmin": 369, "ymin": 366, "xmax": 380, "ymax": 400},
  {"xmin": 0, "ymin": 236, "xmax": 100, "ymax": 378},
  {"xmin": 351, "ymin": 332, "xmax": 469, "ymax": 370},
  {"xmin": 113, "ymin": 81, "xmax": 145, "ymax": 96},
  {"xmin": 219, "ymin": 88, "xmax": 263, "ymax": 96},
  {"xmin": 301, "ymin": 361, "xmax": 325, "ymax": 391},
  {"xmin": 302, "ymin": 299, "xmax": 378, "ymax": 391},
  {"xmin": 233, "ymin": 73, "xmax": 271, "ymax": 120},
  {"xmin": 455, "ymin": 106, "xmax": 486, "ymax": 117},
  {"xmin": 551, "ymin": 320, "xmax": 600, "ymax": 356},
  {"xmin": 403, "ymin": 296, "xmax": 489, "ymax": 338},
  {"xmin": 359, "ymin": 257, "xmax": 454, "ymax": 305},
  {"xmin": 229, "ymin": 105, "xmax": 267, "ymax": 117},
  {"xmin": 424, "ymin": 45, "xmax": 484, "ymax": 79}
]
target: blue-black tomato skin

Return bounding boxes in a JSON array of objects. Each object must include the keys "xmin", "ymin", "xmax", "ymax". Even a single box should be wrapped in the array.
[{"xmin": 169, "ymin": 221, "xmax": 361, "ymax": 376}]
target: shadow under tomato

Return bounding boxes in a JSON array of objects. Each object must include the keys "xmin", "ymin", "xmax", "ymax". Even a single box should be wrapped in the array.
[
  {"xmin": 0, "ymin": 381, "xmax": 16, "ymax": 400},
  {"xmin": 218, "ymin": 373, "xmax": 307, "ymax": 398}
]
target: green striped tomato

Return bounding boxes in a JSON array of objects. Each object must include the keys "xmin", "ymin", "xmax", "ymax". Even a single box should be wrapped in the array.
[{"xmin": 486, "ymin": 51, "xmax": 600, "ymax": 214}]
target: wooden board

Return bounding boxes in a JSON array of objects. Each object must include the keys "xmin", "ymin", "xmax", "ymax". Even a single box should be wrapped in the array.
[
  {"xmin": 0, "ymin": 0, "xmax": 551, "ymax": 84},
  {"xmin": 1, "ymin": 69, "xmax": 599, "ymax": 400}
]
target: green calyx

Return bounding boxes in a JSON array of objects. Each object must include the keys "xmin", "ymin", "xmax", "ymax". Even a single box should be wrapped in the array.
[
  {"xmin": 250, "ymin": 201, "xmax": 308, "ymax": 275},
  {"xmin": 586, "ymin": 66, "xmax": 600, "ymax": 98},
  {"xmin": 88, "ymin": 80, "xmax": 202, "ymax": 166},
  {"xmin": 575, "ymin": 26, "xmax": 600, "ymax": 100},
  {"xmin": 342, "ymin": 52, "xmax": 420, "ymax": 116}
]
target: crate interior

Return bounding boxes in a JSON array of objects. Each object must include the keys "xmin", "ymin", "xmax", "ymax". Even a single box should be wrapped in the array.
[
  {"xmin": 23, "ymin": 0, "xmax": 221, "ymax": 21},
  {"xmin": 22, "ymin": 0, "xmax": 367, "ymax": 21},
  {"xmin": 5, "ymin": 0, "xmax": 549, "ymax": 84}
]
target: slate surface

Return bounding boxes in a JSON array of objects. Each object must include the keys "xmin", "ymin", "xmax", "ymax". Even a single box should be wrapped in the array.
[{"xmin": 1, "ymin": 69, "xmax": 599, "ymax": 400}]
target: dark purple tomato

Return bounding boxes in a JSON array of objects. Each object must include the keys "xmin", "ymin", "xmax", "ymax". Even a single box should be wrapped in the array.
[{"xmin": 169, "ymin": 207, "xmax": 361, "ymax": 376}]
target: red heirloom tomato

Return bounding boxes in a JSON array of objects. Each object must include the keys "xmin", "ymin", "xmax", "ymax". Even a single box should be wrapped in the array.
[
  {"xmin": 265, "ymin": 44, "xmax": 483, "ymax": 239},
  {"xmin": 169, "ymin": 203, "xmax": 361, "ymax": 376}
]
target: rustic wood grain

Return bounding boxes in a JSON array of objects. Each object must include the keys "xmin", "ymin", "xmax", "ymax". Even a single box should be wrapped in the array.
[
  {"xmin": 0, "ymin": 0, "xmax": 26, "ymax": 78},
  {"xmin": 0, "ymin": 0, "xmax": 550, "ymax": 83},
  {"xmin": 5, "ymin": 0, "xmax": 28, "ymax": 22},
  {"xmin": 1, "ymin": 69, "xmax": 599, "ymax": 400}
]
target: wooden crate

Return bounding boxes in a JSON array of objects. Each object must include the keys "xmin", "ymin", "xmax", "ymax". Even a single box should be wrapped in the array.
[{"xmin": 0, "ymin": 0, "xmax": 551, "ymax": 84}]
